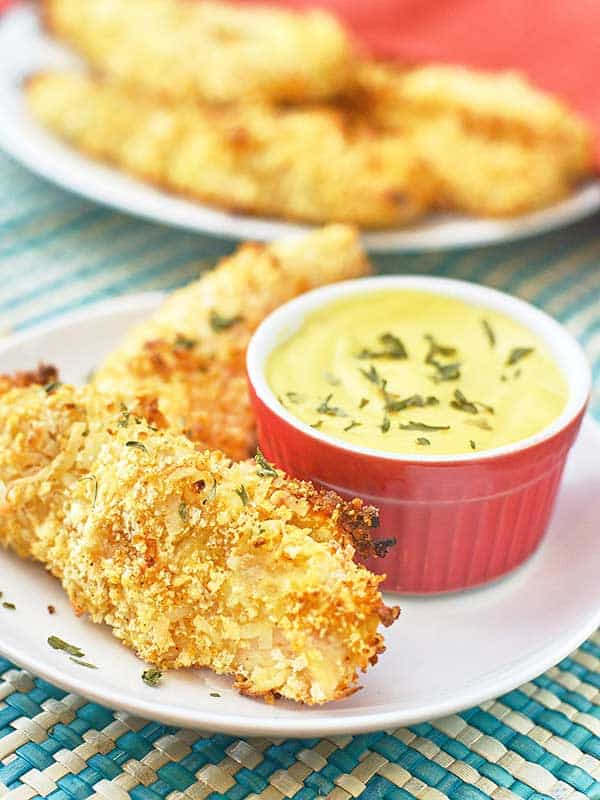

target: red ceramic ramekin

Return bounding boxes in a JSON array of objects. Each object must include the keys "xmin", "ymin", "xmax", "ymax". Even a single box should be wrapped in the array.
[{"xmin": 246, "ymin": 276, "xmax": 591, "ymax": 594}]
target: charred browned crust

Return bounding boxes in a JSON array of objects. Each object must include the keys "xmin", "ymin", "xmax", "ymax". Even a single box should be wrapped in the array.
[{"xmin": 0, "ymin": 363, "xmax": 58, "ymax": 394}]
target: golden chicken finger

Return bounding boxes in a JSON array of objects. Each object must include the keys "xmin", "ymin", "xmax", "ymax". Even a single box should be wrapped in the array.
[
  {"xmin": 42, "ymin": 0, "xmax": 355, "ymax": 104},
  {"xmin": 0, "ymin": 384, "xmax": 398, "ymax": 704},
  {"xmin": 92, "ymin": 224, "xmax": 371, "ymax": 461},
  {"xmin": 26, "ymin": 71, "xmax": 433, "ymax": 229},
  {"xmin": 357, "ymin": 62, "xmax": 593, "ymax": 178},
  {"xmin": 349, "ymin": 63, "xmax": 593, "ymax": 217},
  {"xmin": 408, "ymin": 115, "xmax": 582, "ymax": 217}
]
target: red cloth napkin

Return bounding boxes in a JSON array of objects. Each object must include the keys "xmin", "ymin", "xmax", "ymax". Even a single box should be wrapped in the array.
[{"xmin": 242, "ymin": 0, "xmax": 600, "ymax": 165}]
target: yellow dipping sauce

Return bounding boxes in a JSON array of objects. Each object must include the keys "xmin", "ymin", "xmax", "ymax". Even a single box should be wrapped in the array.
[{"xmin": 266, "ymin": 290, "xmax": 568, "ymax": 455}]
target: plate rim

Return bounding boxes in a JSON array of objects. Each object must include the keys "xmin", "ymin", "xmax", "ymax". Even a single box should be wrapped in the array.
[
  {"xmin": 0, "ymin": 292, "xmax": 600, "ymax": 736},
  {"xmin": 1, "ymin": 2, "xmax": 600, "ymax": 254}
]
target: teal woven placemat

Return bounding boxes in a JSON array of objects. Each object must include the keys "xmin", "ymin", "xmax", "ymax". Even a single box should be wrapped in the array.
[{"xmin": 0, "ymin": 150, "xmax": 599, "ymax": 799}]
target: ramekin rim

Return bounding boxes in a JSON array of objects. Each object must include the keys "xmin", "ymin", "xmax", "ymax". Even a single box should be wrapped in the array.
[{"xmin": 246, "ymin": 275, "xmax": 591, "ymax": 464}]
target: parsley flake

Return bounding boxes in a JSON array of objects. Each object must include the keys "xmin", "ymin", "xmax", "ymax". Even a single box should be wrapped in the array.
[
  {"xmin": 174, "ymin": 333, "xmax": 197, "ymax": 350},
  {"xmin": 316, "ymin": 393, "xmax": 348, "ymax": 417},
  {"xmin": 236, "ymin": 484, "xmax": 249, "ymax": 505},
  {"xmin": 209, "ymin": 311, "xmax": 243, "ymax": 332},
  {"xmin": 358, "ymin": 332, "xmax": 408, "ymax": 360},
  {"xmin": 142, "ymin": 668, "xmax": 162, "ymax": 687},
  {"xmin": 399, "ymin": 421, "xmax": 450, "ymax": 432},
  {"xmin": 506, "ymin": 347, "xmax": 534, "ymax": 366},
  {"xmin": 482, "ymin": 319, "xmax": 496, "ymax": 348},
  {"xmin": 125, "ymin": 441, "xmax": 148, "ymax": 454},
  {"xmin": 70, "ymin": 657, "xmax": 98, "ymax": 669},
  {"xmin": 255, "ymin": 447, "xmax": 277, "ymax": 477},
  {"xmin": 343, "ymin": 420, "xmax": 362, "ymax": 432},
  {"xmin": 48, "ymin": 636, "xmax": 85, "ymax": 658}
]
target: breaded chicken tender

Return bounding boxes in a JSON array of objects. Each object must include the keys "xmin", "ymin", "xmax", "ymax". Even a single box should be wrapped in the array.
[
  {"xmin": 93, "ymin": 225, "xmax": 370, "ymax": 460},
  {"xmin": 352, "ymin": 62, "xmax": 593, "ymax": 217},
  {"xmin": 41, "ymin": 0, "xmax": 355, "ymax": 104},
  {"xmin": 26, "ymin": 71, "xmax": 433, "ymax": 229},
  {"xmin": 407, "ymin": 115, "xmax": 584, "ymax": 217},
  {"xmin": 0, "ymin": 384, "xmax": 398, "ymax": 703}
]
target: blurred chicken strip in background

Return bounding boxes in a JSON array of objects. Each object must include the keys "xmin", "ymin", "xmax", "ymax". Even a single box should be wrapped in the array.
[{"xmin": 41, "ymin": 0, "xmax": 355, "ymax": 103}]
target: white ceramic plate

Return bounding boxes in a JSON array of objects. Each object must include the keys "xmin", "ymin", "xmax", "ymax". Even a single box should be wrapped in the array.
[
  {"xmin": 1, "ymin": 4, "xmax": 600, "ymax": 253},
  {"xmin": 1, "ymin": 293, "xmax": 600, "ymax": 737}
]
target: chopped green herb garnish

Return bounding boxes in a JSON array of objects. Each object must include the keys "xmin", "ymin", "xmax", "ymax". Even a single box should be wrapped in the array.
[
  {"xmin": 424, "ymin": 334, "xmax": 457, "ymax": 362},
  {"xmin": 125, "ymin": 441, "xmax": 148, "ymax": 454},
  {"xmin": 358, "ymin": 332, "xmax": 408, "ymax": 360},
  {"xmin": 451, "ymin": 389, "xmax": 494, "ymax": 415},
  {"xmin": 399, "ymin": 421, "xmax": 451, "ymax": 432},
  {"xmin": 343, "ymin": 420, "xmax": 362, "ymax": 432},
  {"xmin": 178, "ymin": 502, "xmax": 189, "ymax": 522},
  {"xmin": 117, "ymin": 403, "xmax": 130, "ymax": 428},
  {"xmin": 78, "ymin": 475, "xmax": 98, "ymax": 507},
  {"xmin": 285, "ymin": 392, "xmax": 305, "ymax": 404},
  {"xmin": 385, "ymin": 394, "xmax": 439, "ymax": 413},
  {"xmin": 210, "ymin": 691, "xmax": 221, "ymax": 697},
  {"xmin": 482, "ymin": 319, "xmax": 496, "ymax": 348},
  {"xmin": 236, "ymin": 484, "xmax": 249, "ymax": 505},
  {"xmin": 324, "ymin": 372, "xmax": 341, "ymax": 386},
  {"xmin": 70, "ymin": 657, "xmax": 98, "ymax": 669},
  {"xmin": 2, "ymin": 602, "xmax": 15, "ymax": 610},
  {"xmin": 142, "ymin": 668, "xmax": 162, "ymax": 687},
  {"xmin": 470, "ymin": 440, "xmax": 477, "ymax": 450},
  {"xmin": 430, "ymin": 361, "xmax": 461, "ymax": 382},
  {"xmin": 316, "ymin": 393, "xmax": 348, "ymax": 417},
  {"xmin": 381, "ymin": 415, "xmax": 391, "ymax": 433},
  {"xmin": 48, "ymin": 636, "xmax": 85, "ymax": 658},
  {"xmin": 174, "ymin": 333, "xmax": 197, "ymax": 350},
  {"xmin": 359, "ymin": 364, "xmax": 384, "ymax": 387},
  {"xmin": 209, "ymin": 310, "xmax": 243, "ymax": 332},
  {"xmin": 424, "ymin": 335, "xmax": 461, "ymax": 381},
  {"xmin": 450, "ymin": 389, "xmax": 478, "ymax": 414},
  {"xmin": 506, "ymin": 347, "xmax": 534, "ymax": 366},
  {"xmin": 359, "ymin": 397, "xmax": 369, "ymax": 409},
  {"xmin": 310, "ymin": 420, "xmax": 323, "ymax": 429},
  {"xmin": 255, "ymin": 447, "xmax": 277, "ymax": 477},
  {"xmin": 416, "ymin": 437, "xmax": 431, "ymax": 446},
  {"xmin": 44, "ymin": 382, "xmax": 62, "ymax": 394}
]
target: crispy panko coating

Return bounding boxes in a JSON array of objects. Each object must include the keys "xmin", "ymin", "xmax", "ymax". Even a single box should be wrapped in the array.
[
  {"xmin": 352, "ymin": 62, "xmax": 594, "ymax": 217},
  {"xmin": 405, "ymin": 115, "xmax": 584, "ymax": 217},
  {"xmin": 92, "ymin": 225, "xmax": 371, "ymax": 460},
  {"xmin": 26, "ymin": 71, "xmax": 433, "ymax": 229},
  {"xmin": 41, "ymin": 0, "xmax": 355, "ymax": 104},
  {"xmin": 0, "ymin": 384, "xmax": 398, "ymax": 703},
  {"xmin": 42, "ymin": 0, "xmax": 354, "ymax": 103}
]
